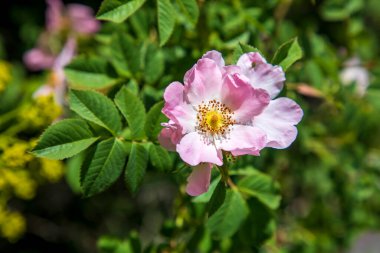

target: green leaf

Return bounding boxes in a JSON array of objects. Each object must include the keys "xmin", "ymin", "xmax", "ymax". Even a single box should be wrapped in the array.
[
  {"xmin": 66, "ymin": 153, "xmax": 84, "ymax": 194},
  {"xmin": 110, "ymin": 33, "xmax": 141, "ymax": 76},
  {"xmin": 207, "ymin": 180, "xmax": 226, "ymax": 217},
  {"xmin": 144, "ymin": 45, "xmax": 165, "ymax": 84},
  {"xmin": 206, "ymin": 189, "xmax": 249, "ymax": 239},
  {"xmin": 32, "ymin": 119, "xmax": 99, "ymax": 160},
  {"xmin": 157, "ymin": 0, "xmax": 176, "ymax": 46},
  {"xmin": 69, "ymin": 89, "xmax": 122, "ymax": 135},
  {"xmin": 238, "ymin": 198, "xmax": 275, "ymax": 247},
  {"xmin": 177, "ymin": 0, "xmax": 199, "ymax": 25},
  {"xmin": 97, "ymin": 0, "xmax": 147, "ymax": 23},
  {"xmin": 125, "ymin": 143, "xmax": 149, "ymax": 194},
  {"xmin": 82, "ymin": 138, "xmax": 127, "ymax": 197},
  {"xmin": 114, "ymin": 86, "xmax": 146, "ymax": 139},
  {"xmin": 65, "ymin": 56, "xmax": 118, "ymax": 89},
  {"xmin": 80, "ymin": 145, "xmax": 97, "ymax": 188},
  {"xmin": 149, "ymin": 144, "xmax": 172, "ymax": 171},
  {"xmin": 271, "ymin": 37, "xmax": 303, "ymax": 71},
  {"xmin": 145, "ymin": 101, "xmax": 167, "ymax": 141},
  {"xmin": 237, "ymin": 170, "xmax": 281, "ymax": 210}
]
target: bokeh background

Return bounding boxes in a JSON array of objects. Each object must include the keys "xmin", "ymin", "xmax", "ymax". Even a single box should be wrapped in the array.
[{"xmin": 1, "ymin": 0, "xmax": 380, "ymax": 252}]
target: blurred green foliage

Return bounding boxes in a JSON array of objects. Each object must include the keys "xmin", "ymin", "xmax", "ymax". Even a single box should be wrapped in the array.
[{"xmin": 1, "ymin": 0, "xmax": 380, "ymax": 252}]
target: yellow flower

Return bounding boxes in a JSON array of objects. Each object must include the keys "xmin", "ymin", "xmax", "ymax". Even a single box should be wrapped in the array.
[
  {"xmin": 2, "ymin": 170, "xmax": 36, "ymax": 200},
  {"xmin": 0, "ymin": 60, "xmax": 11, "ymax": 93},
  {"xmin": 21, "ymin": 94, "xmax": 62, "ymax": 128},
  {"xmin": 40, "ymin": 159, "xmax": 64, "ymax": 182},
  {"xmin": 1, "ymin": 142, "xmax": 33, "ymax": 168},
  {"xmin": 0, "ymin": 211, "xmax": 26, "ymax": 242}
]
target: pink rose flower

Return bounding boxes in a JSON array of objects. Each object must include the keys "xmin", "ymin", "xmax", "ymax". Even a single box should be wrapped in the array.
[{"xmin": 159, "ymin": 51, "xmax": 303, "ymax": 196}]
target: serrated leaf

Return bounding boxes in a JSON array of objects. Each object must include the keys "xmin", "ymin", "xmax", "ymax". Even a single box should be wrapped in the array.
[
  {"xmin": 110, "ymin": 33, "xmax": 141, "ymax": 76},
  {"xmin": 69, "ymin": 89, "xmax": 122, "ymax": 135},
  {"xmin": 125, "ymin": 143, "xmax": 149, "ymax": 194},
  {"xmin": 97, "ymin": 0, "xmax": 146, "ymax": 23},
  {"xmin": 272, "ymin": 37, "xmax": 303, "ymax": 71},
  {"xmin": 206, "ymin": 190, "xmax": 249, "ymax": 239},
  {"xmin": 237, "ymin": 170, "xmax": 281, "ymax": 210},
  {"xmin": 145, "ymin": 101, "xmax": 167, "ymax": 140},
  {"xmin": 82, "ymin": 138, "xmax": 127, "ymax": 197},
  {"xmin": 114, "ymin": 86, "xmax": 146, "ymax": 139},
  {"xmin": 149, "ymin": 144, "xmax": 172, "ymax": 171},
  {"xmin": 65, "ymin": 56, "xmax": 118, "ymax": 89},
  {"xmin": 157, "ymin": 0, "xmax": 176, "ymax": 46},
  {"xmin": 80, "ymin": 145, "xmax": 97, "ymax": 187},
  {"xmin": 32, "ymin": 119, "xmax": 99, "ymax": 160},
  {"xmin": 144, "ymin": 45, "xmax": 165, "ymax": 84},
  {"xmin": 177, "ymin": 0, "xmax": 199, "ymax": 25},
  {"xmin": 207, "ymin": 180, "xmax": 226, "ymax": 217}
]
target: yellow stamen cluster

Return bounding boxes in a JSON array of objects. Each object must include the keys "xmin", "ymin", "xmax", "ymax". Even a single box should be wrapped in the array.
[{"xmin": 196, "ymin": 99, "xmax": 235, "ymax": 136}]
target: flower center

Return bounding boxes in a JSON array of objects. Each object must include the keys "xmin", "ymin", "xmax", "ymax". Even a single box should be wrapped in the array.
[{"xmin": 196, "ymin": 99, "xmax": 235, "ymax": 136}]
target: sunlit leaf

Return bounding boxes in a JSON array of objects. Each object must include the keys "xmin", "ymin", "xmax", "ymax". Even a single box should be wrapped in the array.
[
  {"xmin": 272, "ymin": 37, "xmax": 302, "ymax": 71},
  {"xmin": 97, "ymin": 0, "xmax": 146, "ymax": 23},
  {"xmin": 69, "ymin": 89, "xmax": 122, "ymax": 135},
  {"xmin": 32, "ymin": 119, "xmax": 99, "ymax": 160}
]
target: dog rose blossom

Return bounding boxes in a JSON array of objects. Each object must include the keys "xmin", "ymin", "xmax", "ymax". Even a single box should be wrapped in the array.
[{"xmin": 159, "ymin": 51, "xmax": 303, "ymax": 196}]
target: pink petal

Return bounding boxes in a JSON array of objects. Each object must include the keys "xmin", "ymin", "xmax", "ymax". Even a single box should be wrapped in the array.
[
  {"xmin": 162, "ymin": 82, "xmax": 197, "ymax": 134},
  {"xmin": 162, "ymin": 81, "xmax": 185, "ymax": 112},
  {"xmin": 217, "ymin": 125, "xmax": 267, "ymax": 156},
  {"xmin": 237, "ymin": 52, "xmax": 267, "ymax": 67},
  {"xmin": 253, "ymin": 97, "xmax": 303, "ymax": 149},
  {"xmin": 221, "ymin": 74, "xmax": 270, "ymax": 123},
  {"xmin": 176, "ymin": 132, "xmax": 223, "ymax": 166},
  {"xmin": 53, "ymin": 37, "xmax": 76, "ymax": 70},
  {"xmin": 68, "ymin": 4, "xmax": 100, "ymax": 35},
  {"xmin": 158, "ymin": 121, "xmax": 182, "ymax": 151},
  {"xmin": 184, "ymin": 58, "xmax": 223, "ymax": 105},
  {"xmin": 46, "ymin": 0, "xmax": 64, "ymax": 32},
  {"xmin": 23, "ymin": 48, "xmax": 55, "ymax": 71},
  {"xmin": 186, "ymin": 163, "xmax": 213, "ymax": 196},
  {"xmin": 158, "ymin": 128, "xmax": 177, "ymax": 151},
  {"xmin": 237, "ymin": 52, "xmax": 285, "ymax": 98},
  {"xmin": 202, "ymin": 50, "xmax": 225, "ymax": 69},
  {"xmin": 163, "ymin": 102, "xmax": 196, "ymax": 134}
]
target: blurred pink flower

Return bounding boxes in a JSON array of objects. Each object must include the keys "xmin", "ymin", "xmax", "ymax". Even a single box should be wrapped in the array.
[
  {"xmin": 23, "ymin": 48, "xmax": 56, "ymax": 71},
  {"xmin": 24, "ymin": 0, "xmax": 99, "ymax": 71},
  {"xmin": 33, "ymin": 38, "xmax": 76, "ymax": 106},
  {"xmin": 46, "ymin": 0, "xmax": 100, "ymax": 35},
  {"xmin": 340, "ymin": 57, "xmax": 370, "ymax": 96},
  {"xmin": 159, "ymin": 51, "xmax": 303, "ymax": 196}
]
